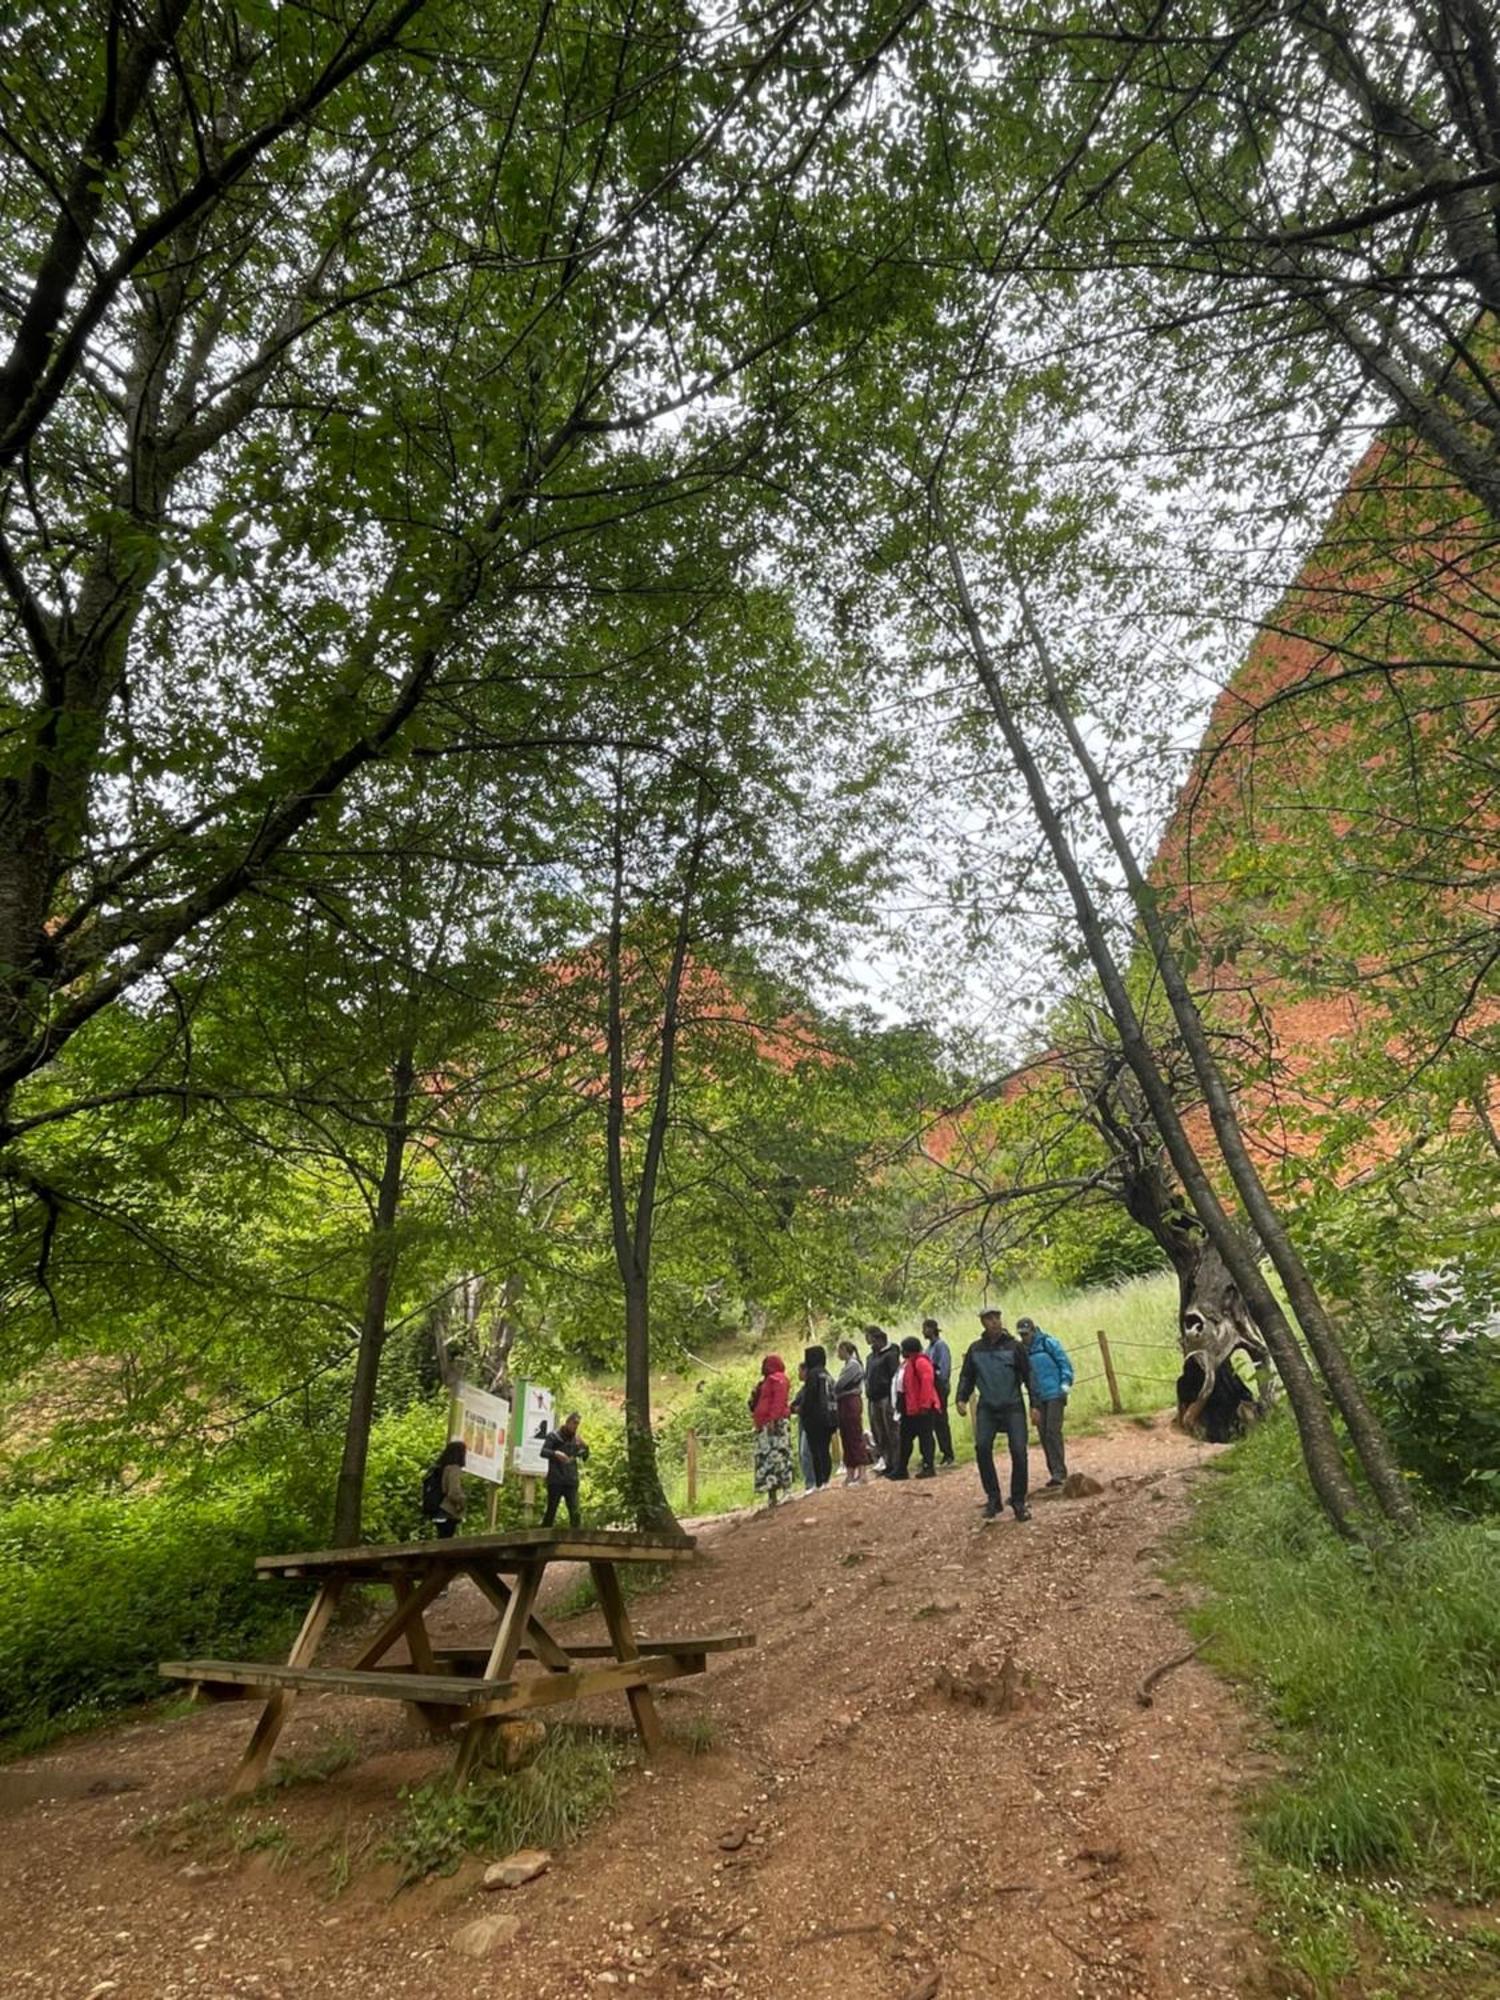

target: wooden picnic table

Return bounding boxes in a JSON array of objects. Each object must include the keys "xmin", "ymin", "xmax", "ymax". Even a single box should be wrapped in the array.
[{"xmin": 161, "ymin": 1526, "xmax": 751, "ymax": 1796}]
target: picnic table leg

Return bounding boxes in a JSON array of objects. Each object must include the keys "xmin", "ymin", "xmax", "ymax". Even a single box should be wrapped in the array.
[
  {"xmin": 588, "ymin": 1560, "xmax": 665, "ymax": 1760},
  {"xmin": 451, "ymin": 1562, "xmax": 544, "ymax": 1787},
  {"xmin": 228, "ymin": 1580, "xmax": 343, "ymax": 1797},
  {"xmin": 353, "ymin": 1574, "xmax": 453, "ymax": 1739},
  {"xmin": 462, "ymin": 1563, "xmax": 573, "ymax": 1670}
]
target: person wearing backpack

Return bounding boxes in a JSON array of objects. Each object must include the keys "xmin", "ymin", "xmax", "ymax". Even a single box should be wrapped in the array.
[
  {"xmin": 423, "ymin": 1439, "xmax": 467, "ymax": 1539},
  {"xmin": 793, "ymin": 1344, "xmax": 837, "ymax": 1490},
  {"xmin": 1017, "ymin": 1316, "xmax": 1075, "ymax": 1486}
]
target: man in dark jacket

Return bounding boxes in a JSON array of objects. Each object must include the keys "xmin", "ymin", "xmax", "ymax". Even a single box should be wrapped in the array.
[
  {"xmin": 923, "ymin": 1318, "xmax": 955, "ymax": 1465},
  {"xmin": 863, "ymin": 1325, "xmax": 899, "ymax": 1473},
  {"xmin": 956, "ymin": 1310, "xmax": 1032, "ymax": 1521},
  {"xmin": 540, "ymin": 1411, "xmax": 589, "ymax": 1527}
]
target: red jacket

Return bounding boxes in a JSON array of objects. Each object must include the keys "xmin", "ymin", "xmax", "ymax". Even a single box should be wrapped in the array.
[
  {"xmin": 751, "ymin": 1364, "xmax": 790, "ymax": 1429},
  {"xmin": 901, "ymin": 1351, "xmax": 940, "ymax": 1416}
]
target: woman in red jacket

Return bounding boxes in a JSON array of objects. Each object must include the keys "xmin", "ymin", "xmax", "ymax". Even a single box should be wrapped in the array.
[
  {"xmin": 888, "ymin": 1335, "xmax": 940, "ymax": 1480},
  {"xmin": 748, "ymin": 1354, "xmax": 793, "ymax": 1508}
]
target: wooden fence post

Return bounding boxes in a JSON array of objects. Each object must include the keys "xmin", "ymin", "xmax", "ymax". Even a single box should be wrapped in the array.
[
  {"xmin": 686, "ymin": 1429, "xmax": 699, "ymax": 1511},
  {"xmin": 1096, "ymin": 1329, "xmax": 1123, "ymax": 1414}
]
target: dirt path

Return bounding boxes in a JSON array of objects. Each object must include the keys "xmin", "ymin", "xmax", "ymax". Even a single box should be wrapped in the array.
[{"xmin": 2, "ymin": 1417, "xmax": 1271, "ymax": 2000}]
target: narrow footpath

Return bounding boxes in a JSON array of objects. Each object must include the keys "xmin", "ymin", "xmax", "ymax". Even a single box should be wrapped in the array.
[{"xmin": 2, "ymin": 1417, "xmax": 1271, "ymax": 2000}]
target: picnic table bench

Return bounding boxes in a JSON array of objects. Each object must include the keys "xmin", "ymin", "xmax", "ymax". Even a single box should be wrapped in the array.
[{"xmin": 161, "ymin": 1526, "xmax": 752, "ymax": 1795}]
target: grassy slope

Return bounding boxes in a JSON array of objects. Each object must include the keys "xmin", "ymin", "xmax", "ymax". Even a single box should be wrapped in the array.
[{"xmin": 1184, "ymin": 1417, "xmax": 1500, "ymax": 1997}]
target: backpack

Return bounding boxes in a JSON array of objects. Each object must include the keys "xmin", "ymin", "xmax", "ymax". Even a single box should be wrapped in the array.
[
  {"xmin": 818, "ymin": 1371, "xmax": 838, "ymax": 1428},
  {"xmin": 421, "ymin": 1458, "xmax": 445, "ymax": 1518}
]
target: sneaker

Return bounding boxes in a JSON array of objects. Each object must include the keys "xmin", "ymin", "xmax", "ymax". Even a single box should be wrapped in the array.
[
  {"xmin": 1013, "ymin": 1504, "xmax": 1032, "ymax": 1522},
  {"xmin": 1045, "ymin": 1476, "xmax": 1063, "ymax": 1488},
  {"xmin": 983, "ymin": 1498, "xmax": 1001, "ymax": 1519},
  {"xmin": 916, "ymin": 1467, "xmax": 936, "ymax": 1480},
  {"xmin": 940, "ymin": 1457, "xmax": 956, "ymax": 1467}
]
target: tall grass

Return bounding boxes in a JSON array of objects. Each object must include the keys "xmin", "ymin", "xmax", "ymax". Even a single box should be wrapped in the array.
[{"xmin": 1184, "ymin": 1416, "xmax": 1500, "ymax": 1993}]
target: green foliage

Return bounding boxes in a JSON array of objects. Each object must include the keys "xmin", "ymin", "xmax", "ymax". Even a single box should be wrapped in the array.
[
  {"xmin": 384, "ymin": 1727, "xmax": 626, "ymax": 1885},
  {"xmin": 0, "ymin": 1402, "xmax": 441, "ymax": 1743},
  {"xmin": 1184, "ymin": 1415, "xmax": 1500, "ymax": 1990}
]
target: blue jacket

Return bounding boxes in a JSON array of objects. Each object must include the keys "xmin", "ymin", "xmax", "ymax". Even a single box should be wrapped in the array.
[
  {"xmin": 1024, "ymin": 1329, "xmax": 1074, "ymax": 1401},
  {"xmin": 926, "ymin": 1336, "xmax": 952, "ymax": 1390}
]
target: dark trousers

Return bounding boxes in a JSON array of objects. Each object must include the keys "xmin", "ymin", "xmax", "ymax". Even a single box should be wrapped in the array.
[
  {"xmin": 895, "ymin": 1411, "xmax": 936, "ymax": 1476},
  {"xmin": 933, "ymin": 1384, "xmax": 954, "ymax": 1462},
  {"xmin": 975, "ymin": 1403, "xmax": 1029, "ymax": 1509},
  {"xmin": 542, "ymin": 1483, "xmax": 580, "ymax": 1527},
  {"xmin": 1036, "ymin": 1396, "xmax": 1068, "ymax": 1481},
  {"xmin": 433, "ymin": 1513, "xmax": 459, "ymax": 1539},
  {"xmin": 804, "ymin": 1427, "xmax": 833, "ymax": 1488},
  {"xmin": 869, "ymin": 1397, "xmax": 898, "ymax": 1469}
]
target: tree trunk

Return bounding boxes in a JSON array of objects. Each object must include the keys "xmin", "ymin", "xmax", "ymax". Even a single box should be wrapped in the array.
[
  {"xmin": 934, "ymin": 498, "xmax": 1371, "ymax": 1539},
  {"xmin": 331, "ymin": 1046, "xmax": 415, "ymax": 1547},
  {"xmin": 1012, "ymin": 574, "xmax": 1417, "ymax": 1531}
]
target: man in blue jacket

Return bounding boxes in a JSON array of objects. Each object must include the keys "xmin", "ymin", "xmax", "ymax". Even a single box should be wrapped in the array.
[
  {"xmin": 1017, "ymin": 1316, "xmax": 1074, "ymax": 1487},
  {"xmin": 923, "ymin": 1318, "xmax": 956, "ymax": 1465},
  {"xmin": 956, "ymin": 1310, "xmax": 1032, "ymax": 1521}
]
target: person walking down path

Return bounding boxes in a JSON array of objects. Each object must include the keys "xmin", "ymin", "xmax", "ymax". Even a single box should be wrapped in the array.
[
  {"xmin": 889, "ymin": 1335, "xmax": 940, "ymax": 1479},
  {"xmin": 794, "ymin": 1344, "xmax": 838, "ymax": 1490},
  {"xmin": 1017, "ymin": 1315, "xmax": 1074, "ymax": 1486},
  {"xmin": 863, "ymin": 1325, "xmax": 899, "ymax": 1473},
  {"xmin": 540, "ymin": 1412, "xmax": 590, "ymax": 1527},
  {"xmin": 423, "ymin": 1440, "xmax": 467, "ymax": 1539},
  {"xmin": 834, "ymin": 1341, "xmax": 872, "ymax": 1486},
  {"xmin": 956, "ymin": 1310, "xmax": 1033, "ymax": 1522},
  {"xmin": 924, "ymin": 1317, "xmax": 955, "ymax": 1465},
  {"xmin": 749, "ymin": 1354, "xmax": 794, "ymax": 1508}
]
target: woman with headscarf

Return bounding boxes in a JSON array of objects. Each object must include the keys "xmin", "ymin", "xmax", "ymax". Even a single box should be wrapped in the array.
[
  {"xmin": 834, "ymin": 1339, "xmax": 871, "ymax": 1486},
  {"xmin": 748, "ymin": 1354, "xmax": 793, "ymax": 1508}
]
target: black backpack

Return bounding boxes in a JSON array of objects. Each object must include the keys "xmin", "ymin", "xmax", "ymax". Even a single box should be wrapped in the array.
[
  {"xmin": 421, "ymin": 1458, "xmax": 445, "ymax": 1517},
  {"xmin": 818, "ymin": 1370, "xmax": 837, "ymax": 1428}
]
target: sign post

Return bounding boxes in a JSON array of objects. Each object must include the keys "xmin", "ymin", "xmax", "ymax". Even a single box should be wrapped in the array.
[
  {"xmin": 455, "ymin": 1381, "xmax": 511, "ymax": 1487},
  {"xmin": 510, "ymin": 1380, "xmax": 555, "ymax": 1521}
]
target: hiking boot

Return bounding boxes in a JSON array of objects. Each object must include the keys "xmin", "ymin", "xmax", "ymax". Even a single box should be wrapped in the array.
[
  {"xmin": 916, "ymin": 1466, "xmax": 936, "ymax": 1480},
  {"xmin": 1045, "ymin": 1476, "xmax": 1063, "ymax": 1488},
  {"xmin": 983, "ymin": 1498, "xmax": 1002, "ymax": 1519}
]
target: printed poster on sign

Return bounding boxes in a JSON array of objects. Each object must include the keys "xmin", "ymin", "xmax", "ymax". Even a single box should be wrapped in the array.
[
  {"xmin": 511, "ymin": 1380, "xmax": 555, "ymax": 1478},
  {"xmin": 456, "ymin": 1381, "xmax": 510, "ymax": 1485}
]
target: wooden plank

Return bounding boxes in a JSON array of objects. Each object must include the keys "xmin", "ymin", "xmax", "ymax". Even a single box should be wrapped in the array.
[
  {"xmin": 473, "ymin": 1651, "xmax": 691, "ymax": 1714},
  {"xmin": 226, "ymin": 1579, "xmax": 342, "ymax": 1798},
  {"xmin": 255, "ymin": 1526, "xmax": 695, "ymax": 1578},
  {"xmin": 434, "ymin": 1632, "xmax": 754, "ymax": 1669},
  {"xmin": 351, "ymin": 1570, "xmax": 448, "ymax": 1671},
  {"xmin": 460, "ymin": 1563, "xmax": 573, "ymax": 1671},
  {"xmin": 589, "ymin": 1559, "xmax": 665, "ymax": 1758},
  {"xmin": 451, "ymin": 1562, "xmax": 544, "ymax": 1786},
  {"xmin": 161, "ymin": 1660, "xmax": 515, "ymax": 1706}
]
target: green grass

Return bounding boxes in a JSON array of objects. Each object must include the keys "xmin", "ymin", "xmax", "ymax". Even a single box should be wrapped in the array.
[
  {"xmin": 1183, "ymin": 1416, "xmax": 1500, "ymax": 1996},
  {"xmin": 384, "ymin": 1725, "xmax": 628, "ymax": 1885}
]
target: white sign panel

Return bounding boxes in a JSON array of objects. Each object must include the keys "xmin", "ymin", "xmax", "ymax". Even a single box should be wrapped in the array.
[
  {"xmin": 511, "ymin": 1381, "xmax": 555, "ymax": 1478},
  {"xmin": 456, "ymin": 1381, "xmax": 510, "ymax": 1485}
]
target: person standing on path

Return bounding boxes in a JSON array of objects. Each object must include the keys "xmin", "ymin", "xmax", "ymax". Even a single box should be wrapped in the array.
[
  {"xmin": 956, "ymin": 1310, "xmax": 1033, "ymax": 1521},
  {"xmin": 424, "ymin": 1439, "xmax": 467, "ymax": 1539},
  {"xmin": 924, "ymin": 1317, "xmax": 955, "ymax": 1464},
  {"xmin": 889, "ymin": 1335, "xmax": 940, "ymax": 1478},
  {"xmin": 749, "ymin": 1353, "xmax": 794, "ymax": 1508},
  {"xmin": 794, "ymin": 1344, "xmax": 837, "ymax": 1490},
  {"xmin": 540, "ymin": 1412, "xmax": 589, "ymax": 1527},
  {"xmin": 834, "ymin": 1340, "xmax": 871, "ymax": 1485},
  {"xmin": 863, "ymin": 1325, "xmax": 900, "ymax": 1473},
  {"xmin": 1017, "ymin": 1315, "xmax": 1074, "ymax": 1486}
]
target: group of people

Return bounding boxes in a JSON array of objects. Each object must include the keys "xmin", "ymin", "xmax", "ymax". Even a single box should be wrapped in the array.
[
  {"xmin": 749, "ymin": 1311, "xmax": 1076, "ymax": 1521},
  {"xmin": 422, "ymin": 1411, "xmax": 591, "ymax": 1535}
]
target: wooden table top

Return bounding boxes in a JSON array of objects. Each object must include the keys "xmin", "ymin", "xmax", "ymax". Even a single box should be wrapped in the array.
[{"xmin": 255, "ymin": 1524, "xmax": 697, "ymax": 1578}]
